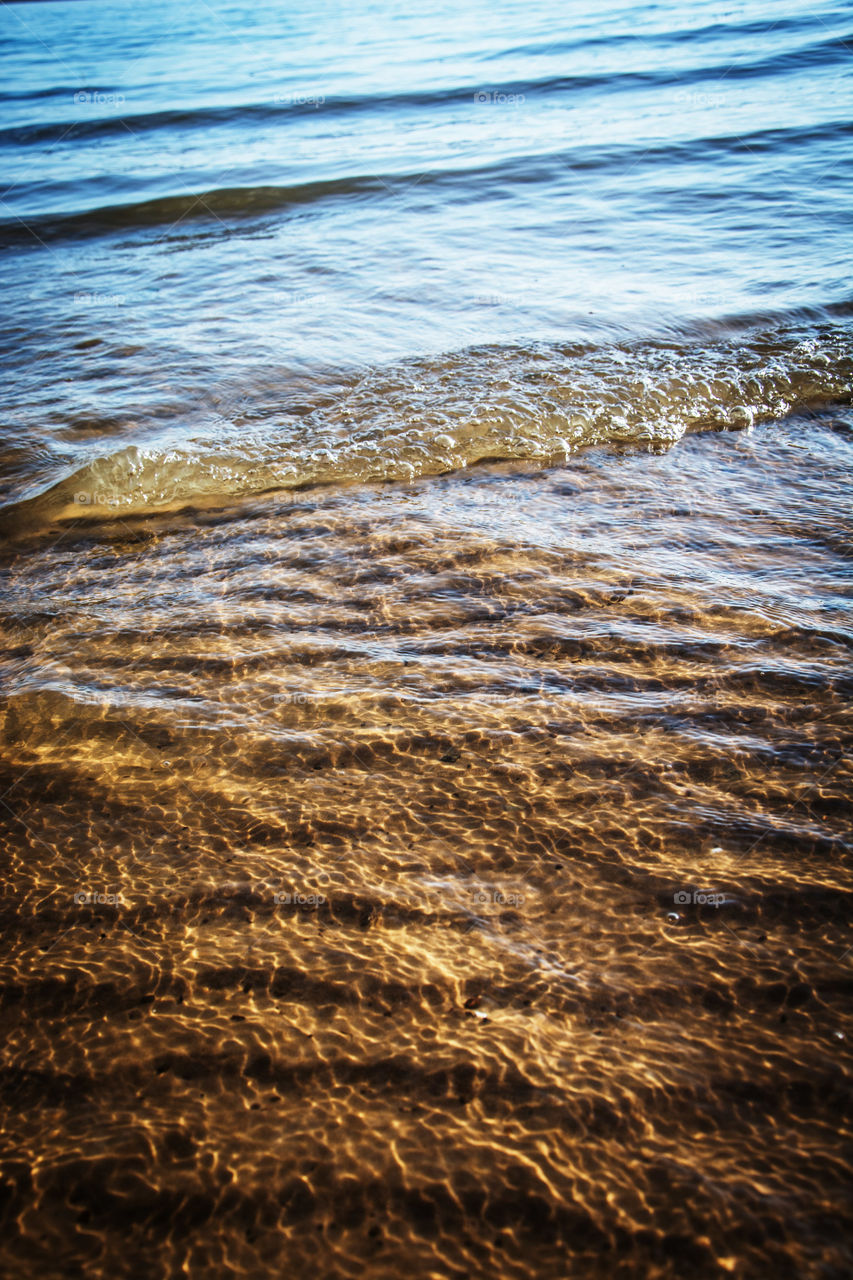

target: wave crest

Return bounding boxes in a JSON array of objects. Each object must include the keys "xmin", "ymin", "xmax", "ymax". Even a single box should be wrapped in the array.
[{"xmin": 3, "ymin": 320, "xmax": 850, "ymax": 534}]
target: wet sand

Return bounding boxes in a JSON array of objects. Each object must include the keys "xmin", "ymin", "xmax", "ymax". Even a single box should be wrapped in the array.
[{"xmin": 1, "ymin": 410, "xmax": 851, "ymax": 1279}]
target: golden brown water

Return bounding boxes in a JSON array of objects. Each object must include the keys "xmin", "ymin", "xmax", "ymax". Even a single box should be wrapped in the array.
[{"xmin": 1, "ymin": 411, "xmax": 851, "ymax": 1279}]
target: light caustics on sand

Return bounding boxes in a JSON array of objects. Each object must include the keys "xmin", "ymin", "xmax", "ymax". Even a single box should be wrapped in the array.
[{"xmin": 1, "ymin": 408, "xmax": 852, "ymax": 1280}]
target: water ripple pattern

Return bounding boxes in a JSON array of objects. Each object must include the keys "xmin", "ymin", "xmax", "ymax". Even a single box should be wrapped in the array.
[{"xmin": 0, "ymin": 0, "xmax": 851, "ymax": 1277}]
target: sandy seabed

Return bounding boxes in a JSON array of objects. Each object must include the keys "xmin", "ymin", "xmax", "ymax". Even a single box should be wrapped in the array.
[{"xmin": 1, "ymin": 411, "xmax": 851, "ymax": 1280}]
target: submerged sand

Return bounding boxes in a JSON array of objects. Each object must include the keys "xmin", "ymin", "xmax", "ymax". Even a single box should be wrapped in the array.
[{"xmin": 0, "ymin": 410, "xmax": 851, "ymax": 1279}]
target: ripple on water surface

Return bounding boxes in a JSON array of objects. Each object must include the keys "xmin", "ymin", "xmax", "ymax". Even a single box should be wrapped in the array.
[{"xmin": 0, "ymin": 410, "xmax": 851, "ymax": 1278}]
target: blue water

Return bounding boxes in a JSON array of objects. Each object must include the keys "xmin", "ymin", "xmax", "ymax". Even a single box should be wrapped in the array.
[{"xmin": 0, "ymin": 0, "xmax": 850, "ymax": 522}]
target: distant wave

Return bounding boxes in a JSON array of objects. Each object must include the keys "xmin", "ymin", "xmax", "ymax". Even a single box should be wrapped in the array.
[
  {"xmin": 2, "ymin": 117, "xmax": 850, "ymax": 249},
  {"xmin": 1, "ymin": 27, "xmax": 850, "ymax": 154}
]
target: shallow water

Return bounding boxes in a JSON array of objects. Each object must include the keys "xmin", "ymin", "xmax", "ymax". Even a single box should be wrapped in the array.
[
  {"xmin": 2, "ymin": 411, "xmax": 851, "ymax": 1278},
  {"xmin": 1, "ymin": 0, "xmax": 852, "ymax": 1276}
]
